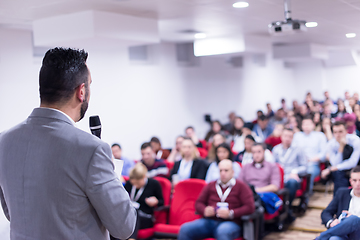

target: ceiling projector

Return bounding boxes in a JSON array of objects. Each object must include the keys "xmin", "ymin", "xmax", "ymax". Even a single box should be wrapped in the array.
[{"xmin": 268, "ymin": 0, "xmax": 307, "ymax": 35}]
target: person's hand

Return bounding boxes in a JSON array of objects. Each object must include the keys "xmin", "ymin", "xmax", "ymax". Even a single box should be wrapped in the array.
[
  {"xmin": 330, "ymin": 219, "xmax": 340, "ymax": 228},
  {"xmin": 342, "ymin": 210, "xmax": 352, "ymax": 218},
  {"xmin": 289, "ymin": 173, "xmax": 300, "ymax": 182},
  {"xmin": 216, "ymin": 208, "xmax": 230, "ymax": 219},
  {"xmin": 339, "ymin": 137, "xmax": 347, "ymax": 146},
  {"xmin": 204, "ymin": 206, "xmax": 215, "ymax": 217},
  {"xmin": 145, "ymin": 197, "xmax": 158, "ymax": 207},
  {"xmin": 309, "ymin": 157, "xmax": 320, "ymax": 162},
  {"xmin": 321, "ymin": 169, "xmax": 331, "ymax": 179}
]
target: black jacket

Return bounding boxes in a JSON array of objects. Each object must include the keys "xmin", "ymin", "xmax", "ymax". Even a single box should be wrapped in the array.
[
  {"xmin": 321, "ymin": 188, "xmax": 352, "ymax": 226},
  {"xmin": 170, "ymin": 159, "xmax": 209, "ymax": 181}
]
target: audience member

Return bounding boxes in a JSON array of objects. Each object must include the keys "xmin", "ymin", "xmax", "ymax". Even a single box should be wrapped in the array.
[
  {"xmin": 178, "ymin": 160, "xmax": 255, "ymax": 240},
  {"xmin": 344, "ymin": 91, "xmax": 351, "ymax": 112},
  {"xmin": 354, "ymin": 104, "xmax": 360, "ymax": 136},
  {"xmin": 121, "ymin": 163, "xmax": 164, "ymax": 240},
  {"xmin": 318, "ymin": 118, "xmax": 333, "ymax": 141},
  {"xmin": 305, "ymin": 92, "xmax": 316, "ymax": 113},
  {"xmin": 170, "ymin": 138, "xmax": 209, "ymax": 184},
  {"xmin": 269, "ymin": 108, "xmax": 287, "ymax": 128},
  {"xmin": 232, "ymin": 122, "xmax": 260, "ymax": 152},
  {"xmin": 348, "ymin": 97, "xmax": 357, "ymax": 113},
  {"xmin": 273, "ymin": 128, "xmax": 307, "ymax": 205},
  {"xmin": 265, "ymin": 124, "xmax": 284, "ymax": 150},
  {"xmin": 285, "ymin": 115, "xmax": 301, "ymax": 133},
  {"xmin": 322, "ymin": 103, "xmax": 334, "ymax": 120},
  {"xmin": 343, "ymin": 113, "xmax": 357, "ymax": 134},
  {"xmin": 266, "ymin": 103, "xmax": 275, "ymax": 118},
  {"xmin": 313, "ymin": 112, "xmax": 322, "ymax": 130},
  {"xmin": 207, "ymin": 133, "xmax": 227, "ymax": 161},
  {"xmin": 293, "ymin": 100, "xmax": 300, "ymax": 114},
  {"xmin": 167, "ymin": 136, "xmax": 184, "ymax": 162},
  {"xmin": 281, "ymin": 98, "xmax": 288, "ymax": 113},
  {"xmin": 333, "ymin": 99, "xmax": 347, "ymax": 119},
  {"xmin": 205, "ymin": 143, "xmax": 241, "ymax": 182},
  {"xmin": 111, "ymin": 143, "xmax": 135, "ymax": 177},
  {"xmin": 230, "ymin": 116, "xmax": 244, "ymax": 140},
  {"xmin": 205, "ymin": 120, "xmax": 224, "ymax": 142},
  {"xmin": 316, "ymin": 166, "xmax": 360, "ymax": 240},
  {"xmin": 293, "ymin": 117, "xmax": 327, "ymax": 194},
  {"xmin": 297, "ymin": 104, "xmax": 309, "ymax": 121},
  {"xmin": 354, "ymin": 92, "xmax": 360, "ymax": 105},
  {"xmin": 140, "ymin": 142, "xmax": 169, "ymax": 178},
  {"xmin": 150, "ymin": 137, "xmax": 170, "ymax": 160},
  {"xmin": 234, "ymin": 135, "xmax": 274, "ymax": 165},
  {"xmin": 321, "ymin": 121, "xmax": 360, "ymax": 196},
  {"xmin": 185, "ymin": 126, "xmax": 203, "ymax": 148},
  {"xmin": 253, "ymin": 115, "xmax": 274, "ymax": 142},
  {"xmin": 239, "ymin": 143, "xmax": 280, "ymax": 194},
  {"xmin": 224, "ymin": 112, "xmax": 236, "ymax": 133}
]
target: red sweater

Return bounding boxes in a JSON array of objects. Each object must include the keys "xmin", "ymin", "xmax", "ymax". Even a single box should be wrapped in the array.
[{"xmin": 195, "ymin": 180, "xmax": 255, "ymax": 224}]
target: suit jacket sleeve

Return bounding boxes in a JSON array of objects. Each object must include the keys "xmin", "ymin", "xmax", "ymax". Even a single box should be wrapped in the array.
[
  {"xmin": 192, "ymin": 160, "xmax": 209, "ymax": 180},
  {"xmin": 321, "ymin": 190, "xmax": 342, "ymax": 225},
  {"xmin": 85, "ymin": 142, "xmax": 137, "ymax": 239},
  {"xmin": 153, "ymin": 180, "xmax": 164, "ymax": 207},
  {"xmin": 0, "ymin": 187, "xmax": 9, "ymax": 221}
]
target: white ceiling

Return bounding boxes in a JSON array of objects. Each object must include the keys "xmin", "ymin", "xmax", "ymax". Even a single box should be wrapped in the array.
[{"xmin": 1, "ymin": 0, "xmax": 360, "ymax": 49}]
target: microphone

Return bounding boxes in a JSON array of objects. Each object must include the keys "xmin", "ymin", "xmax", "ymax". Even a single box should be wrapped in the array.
[{"xmin": 89, "ymin": 115, "xmax": 101, "ymax": 139}]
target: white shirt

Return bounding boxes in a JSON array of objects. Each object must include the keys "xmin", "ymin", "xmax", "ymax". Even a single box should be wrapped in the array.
[
  {"xmin": 178, "ymin": 160, "xmax": 193, "ymax": 181},
  {"xmin": 349, "ymin": 190, "xmax": 360, "ymax": 217}
]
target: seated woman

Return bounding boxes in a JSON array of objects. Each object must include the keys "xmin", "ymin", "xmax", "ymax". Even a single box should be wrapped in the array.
[
  {"xmin": 234, "ymin": 135, "xmax": 274, "ymax": 164},
  {"xmin": 207, "ymin": 133, "xmax": 226, "ymax": 162},
  {"xmin": 119, "ymin": 163, "xmax": 164, "ymax": 240},
  {"xmin": 205, "ymin": 143, "xmax": 241, "ymax": 182},
  {"xmin": 170, "ymin": 138, "xmax": 209, "ymax": 185}
]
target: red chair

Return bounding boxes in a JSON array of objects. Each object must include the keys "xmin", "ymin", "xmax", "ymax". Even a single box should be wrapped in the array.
[
  {"xmin": 137, "ymin": 177, "xmax": 172, "ymax": 239},
  {"xmin": 199, "ymin": 139, "xmax": 208, "ymax": 150},
  {"xmin": 197, "ymin": 147, "xmax": 208, "ymax": 158},
  {"xmin": 263, "ymin": 164, "xmax": 289, "ymax": 230},
  {"xmin": 154, "ymin": 179, "xmax": 207, "ymax": 238},
  {"xmin": 294, "ymin": 173, "xmax": 311, "ymax": 213},
  {"xmin": 314, "ymin": 162, "xmax": 326, "ymax": 182}
]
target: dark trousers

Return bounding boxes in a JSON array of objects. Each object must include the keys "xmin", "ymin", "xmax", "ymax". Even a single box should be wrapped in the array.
[
  {"xmin": 110, "ymin": 210, "xmax": 153, "ymax": 240},
  {"xmin": 285, "ymin": 179, "xmax": 300, "ymax": 206},
  {"xmin": 332, "ymin": 170, "xmax": 350, "ymax": 196}
]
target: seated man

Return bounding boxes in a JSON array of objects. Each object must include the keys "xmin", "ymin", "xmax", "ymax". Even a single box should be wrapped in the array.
[
  {"xmin": 150, "ymin": 137, "xmax": 170, "ymax": 160},
  {"xmin": 178, "ymin": 159, "xmax": 255, "ymax": 240},
  {"xmin": 321, "ymin": 121, "xmax": 360, "ymax": 196},
  {"xmin": 293, "ymin": 116, "xmax": 327, "ymax": 194},
  {"xmin": 253, "ymin": 115, "xmax": 274, "ymax": 142},
  {"xmin": 140, "ymin": 142, "xmax": 168, "ymax": 178},
  {"xmin": 315, "ymin": 166, "xmax": 360, "ymax": 240},
  {"xmin": 111, "ymin": 143, "xmax": 135, "ymax": 177},
  {"xmin": 185, "ymin": 126, "xmax": 203, "ymax": 148},
  {"xmin": 272, "ymin": 128, "xmax": 307, "ymax": 205},
  {"xmin": 238, "ymin": 143, "xmax": 280, "ymax": 194}
]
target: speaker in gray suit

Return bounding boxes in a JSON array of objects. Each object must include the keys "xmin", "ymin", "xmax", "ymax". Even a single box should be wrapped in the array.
[{"xmin": 0, "ymin": 48, "xmax": 137, "ymax": 240}]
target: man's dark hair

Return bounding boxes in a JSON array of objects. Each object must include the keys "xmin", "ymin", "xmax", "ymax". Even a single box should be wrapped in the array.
[
  {"xmin": 283, "ymin": 128, "xmax": 294, "ymax": 133},
  {"xmin": 186, "ymin": 126, "xmax": 194, "ymax": 131},
  {"xmin": 302, "ymin": 116, "xmax": 314, "ymax": 122},
  {"xmin": 141, "ymin": 142, "xmax": 152, "ymax": 150},
  {"xmin": 333, "ymin": 121, "xmax": 346, "ymax": 128},
  {"xmin": 39, "ymin": 48, "xmax": 89, "ymax": 104},
  {"xmin": 245, "ymin": 134, "xmax": 255, "ymax": 142},
  {"xmin": 350, "ymin": 166, "xmax": 360, "ymax": 175},
  {"xmin": 258, "ymin": 115, "xmax": 267, "ymax": 121},
  {"xmin": 252, "ymin": 142, "xmax": 266, "ymax": 150},
  {"xmin": 111, "ymin": 143, "xmax": 121, "ymax": 149},
  {"xmin": 150, "ymin": 137, "xmax": 161, "ymax": 144}
]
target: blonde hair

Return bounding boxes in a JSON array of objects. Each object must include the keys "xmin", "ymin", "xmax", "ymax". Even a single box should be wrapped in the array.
[{"xmin": 129, "ymin": 162, "xmax": 148, "ymax": 180}]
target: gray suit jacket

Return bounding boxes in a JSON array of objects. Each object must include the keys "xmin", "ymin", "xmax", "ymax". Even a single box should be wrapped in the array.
[{"xmin": 0, "ymin": 108, "xmax": 136, "ymax": 240}]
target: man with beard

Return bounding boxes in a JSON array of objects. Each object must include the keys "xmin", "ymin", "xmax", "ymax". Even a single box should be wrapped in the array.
[{"xmin": 0, "ymin": 48, "xmax": 136, "ymax": 240}]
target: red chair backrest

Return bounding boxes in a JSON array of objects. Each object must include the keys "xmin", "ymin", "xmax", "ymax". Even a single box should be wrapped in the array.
[
  {"xmin": 199, "ymin": 140, "xmax": 208, "ymax": 150},
  {"xmin": 197, "ymin": 148, "xmax": 208, "ymax": 158},
  {"xmin": 276, "ymin": 163, "xmax": 285, "ymax": 189},
  {"xmin": 154, "ymin": 177, "xmax": 172, "ymax": 224},
  {"xmin": 169, "ymin": 179, "xmax": 207, "ymax": 225},
  {"xmin": 164, "ymin": 160, "xmax": 175, "ymax": 172}
]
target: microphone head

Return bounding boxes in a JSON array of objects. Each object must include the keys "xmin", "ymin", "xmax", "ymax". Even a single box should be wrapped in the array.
[{"xmin": 89, "ymin": 115, "xmax": 101, "ymax": 139}]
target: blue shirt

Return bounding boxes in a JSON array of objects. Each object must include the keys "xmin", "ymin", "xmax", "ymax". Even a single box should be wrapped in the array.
[
  {"xmin": 205, "ymin": 161, "xmax": 241, "ymax": 183},
  {"xmin": 120, "ymin": 157, "xmax": 135, "ymax": 177},
  {"xmin": 253, "ymin": 124, "xmax": 273, "ymax": 142},
  {"xmin": 326, "ymin": 134, "xmax": 360, "ymax": 171},
  {"xmin": 292, "ymin": 131, "xmax": 327, "ymax": 164}
]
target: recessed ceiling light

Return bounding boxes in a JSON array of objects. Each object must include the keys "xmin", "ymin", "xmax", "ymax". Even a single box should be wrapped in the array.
[
  {"xmin": 346, "ymin": 33, "xmax": 356, "ymax": 38},
  {"xmin": 194, "ymin": 33, "xmax": 207, "ymax": 39},
  {"xmin": 233, "ymin": 2, "xmax": 249, "ymax": 8},
  {"xmin": 305, "ymin": 22, "xmax": 318, "ymax": 28}
]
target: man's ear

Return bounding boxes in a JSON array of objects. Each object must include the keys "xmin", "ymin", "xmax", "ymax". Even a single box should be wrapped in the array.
[{"xmin": 76, "ymin": 83, "xmax": 86, "ymax": 102}]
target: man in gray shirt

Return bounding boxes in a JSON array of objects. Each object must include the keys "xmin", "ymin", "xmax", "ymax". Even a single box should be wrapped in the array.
[
  {"xmin": 321, "ymin": 121, "xmax": 360, "ymax": 196},
  {"xmin": 273, "ymin": 128, "xmax": 307, "ymax": 205},
  {"xmin": 0, "ymin": 48, "xmax": 136, "ymax": 240}
]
